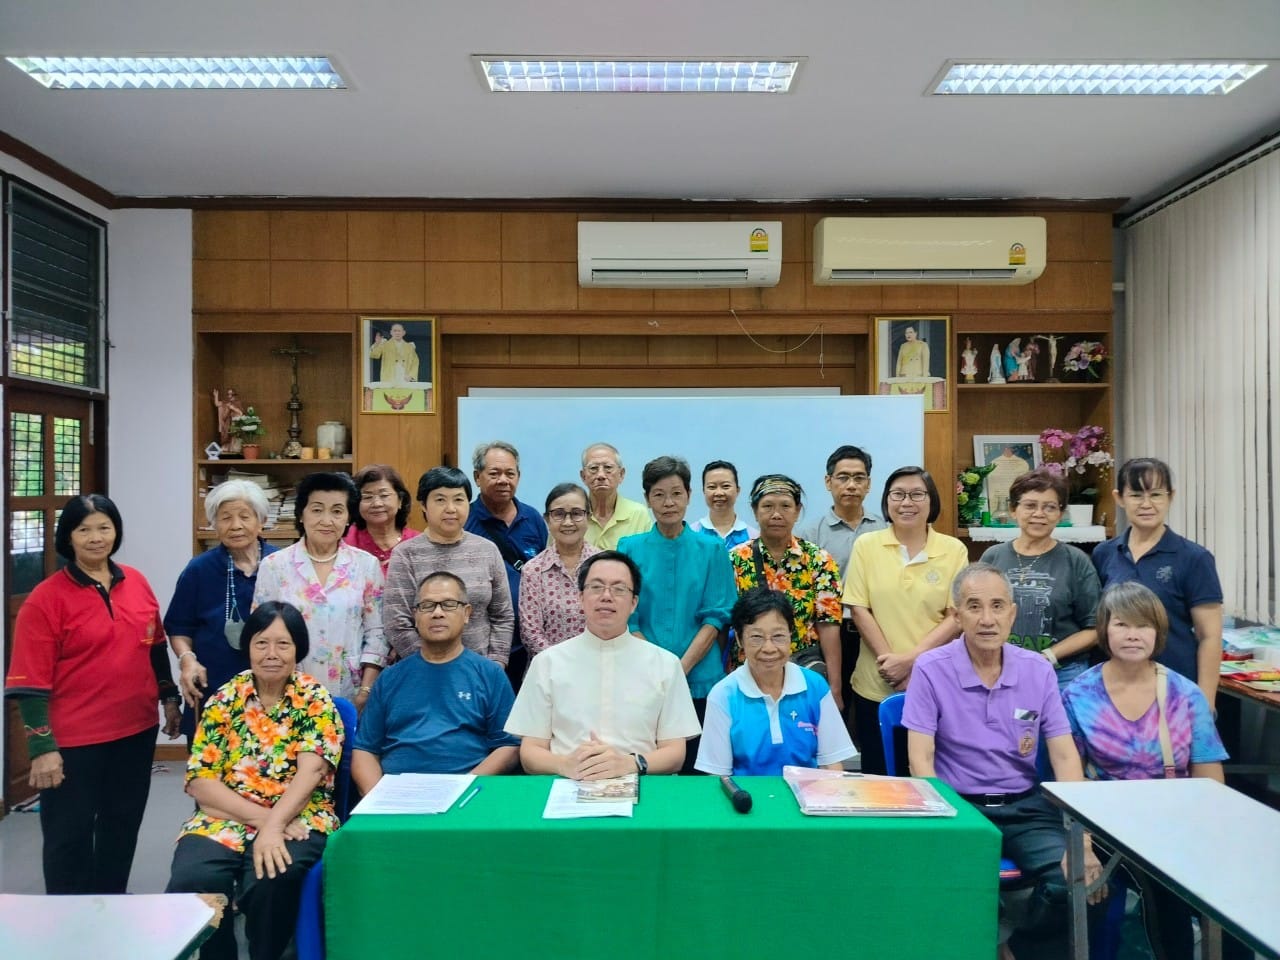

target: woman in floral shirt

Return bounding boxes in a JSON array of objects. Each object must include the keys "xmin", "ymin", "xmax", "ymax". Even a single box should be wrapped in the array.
[
  {"xmin": 167, "ymin": 601, "xmax": 343, "ymax": 960},
  {"xmin": 729, "ymin": 475, "xmax": 843, "ymax": 711},
  {"xmin": 254, "ymin": 472, "xmax": 387, "ymax": 710}
]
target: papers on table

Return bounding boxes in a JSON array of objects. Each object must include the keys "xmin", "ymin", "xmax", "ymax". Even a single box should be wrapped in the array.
[
  {"xmin": 783, "ymin": 766, "xmax": 956, "ymax": 817},
  {"xmin": 350, "ymin": 773, "xmax": 476, "ymax": 815},
  {"xmin": 543, "ymin": 777, "xmax": 635, "ymax": 819}
]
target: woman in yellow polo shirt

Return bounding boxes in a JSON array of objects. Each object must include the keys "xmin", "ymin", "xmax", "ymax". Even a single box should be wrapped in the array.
[{"xmin": 843, "ymin": 466, "xmax": 968, "ymax": 774}]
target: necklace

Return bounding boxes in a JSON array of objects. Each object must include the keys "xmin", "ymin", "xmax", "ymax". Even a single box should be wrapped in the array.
[{"xmin": 305, "ymin": 545, "xmax": 340, "ymax": 563}]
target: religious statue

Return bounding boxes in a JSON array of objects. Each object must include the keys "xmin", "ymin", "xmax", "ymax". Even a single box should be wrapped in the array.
[
  {"xmin": 212, "ymin": 387, "xmax": 244, "ymax": 447},
  {"xmin": 369, "ymin": 322, "xmax": 420, "ymax": 386},
  {"xmin": 960, "ymin": 337, "xmax": 978, "ymax": 383},
  {"xmin": 1004, "ymin": 338, "xmax": 1038, "ymax": 382},
  {"xmin": 988, "ymin": 344, "xmax": 1006, "ymax": 384},
  {"xmin": 1034, "ymin": 334, "xmax": 1063, "ymax": 382}
]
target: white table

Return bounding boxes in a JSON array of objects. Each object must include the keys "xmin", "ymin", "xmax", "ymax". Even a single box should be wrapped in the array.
[
  {"xmin": 1042, "ymin": 779, "xmax": 1280, "ymax": 960},
  {"xmin": 964, "ymin": 525, "xmax": 1107, "ymax": 543},
  {"xmin": 0, "ymin": 893, "xmax": 220, "ymax": 960}
]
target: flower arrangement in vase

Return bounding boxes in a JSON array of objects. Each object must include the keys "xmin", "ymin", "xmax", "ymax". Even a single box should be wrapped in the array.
[
  {"xmin": 1062, "ymin": 340, "xmax": 1108, "ymax": 380},
  {"xmin": 1039, "ymin": 426, "xmax": 1114, "ymax": 524},
  {"xmin": 956, "ymin": 463, "xmax": 997, "ymax": 526}
]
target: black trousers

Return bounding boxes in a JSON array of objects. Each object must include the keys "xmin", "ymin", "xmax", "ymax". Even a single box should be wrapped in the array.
[
  {"xmin": 167, "ymin": 831, "xmax": 327, "ymax": 960},
  {"xmin": 681, "ymin": 697, "xmax": 709, "ymax": 775},
  {"xmin": 39, "ymin": 724, "xmax": 157, "ymax": 894},
  {"xmin": 851, "ymin": 692, "xmax": 901, "ymax": 776}
]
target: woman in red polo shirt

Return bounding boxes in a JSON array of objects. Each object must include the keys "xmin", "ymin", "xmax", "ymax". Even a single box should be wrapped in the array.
[{"xmin": 4, "ymin": 494, "xmax": 181, "ymax": 894}]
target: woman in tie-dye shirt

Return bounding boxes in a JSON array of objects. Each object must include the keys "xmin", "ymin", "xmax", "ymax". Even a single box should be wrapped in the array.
[{"xmin": 1062, "ymin": 581, "xmax": 1226, "ymax": 960}]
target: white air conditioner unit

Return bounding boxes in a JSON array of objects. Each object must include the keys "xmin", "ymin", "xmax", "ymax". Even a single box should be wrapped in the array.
[
  {"xmin": 813, "ymin": 216, "xmax": 1046, "ymax": 285},
  {"xmin": 578, "ymin": 221, "xmax": 782, "ymax": 288}
]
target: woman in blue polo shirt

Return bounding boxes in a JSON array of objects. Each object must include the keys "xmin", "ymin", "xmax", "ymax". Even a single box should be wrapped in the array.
[
  {"xmin": 695, "ymin": 588, "xmax": 857, "ymax": 776},
  {"xmin": 1092, "ymin": 458, "xmax": 1223, "ymax": 706}
]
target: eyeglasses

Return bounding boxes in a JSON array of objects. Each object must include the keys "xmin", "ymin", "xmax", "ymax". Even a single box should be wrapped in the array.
[
  {"xmin": 742, "ymin": 633, "xmax": 791, "ymax": 648},
  {"xmin": 413, "ymin": 599, "xmax": 467, "ymax": 613},
  {"xmin": 582, "ymin": 581, "xmax": 634, "ymax": 599},
  {"xmin": 887, "ymin": 490, "xmax": 929, "ymax": 502},
  {"xmin": 584, "ymin": 463, "xmax": 619, "ymax": 476},
  {"xmin": 360, "ymin": 491, "xmax": 396, "ymax": 503},
  {"xmin": 1123, "ymin": 490, "xmax": 1170, "ymax": 505},
  {"xmin": 1015, "ymin": 500, "xmax": 1062, "ymax": 516},
  {"xmin": 833, "ymin": 473, "xmax": 870, "ymax": 485},
  {"xmin": 548, "ymin": 508, "xmax": 588, "ymax": 523}
]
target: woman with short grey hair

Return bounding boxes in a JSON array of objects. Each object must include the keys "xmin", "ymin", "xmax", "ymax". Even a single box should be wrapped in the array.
[{"xmin": 165, "ymin": 478, "xmax": 279, "ymax": 741}]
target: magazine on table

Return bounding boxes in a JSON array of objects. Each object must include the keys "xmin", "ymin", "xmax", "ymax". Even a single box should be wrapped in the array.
[{"xmin": 782, "ymin": 766, "xmax": 956, "ymax": 817}]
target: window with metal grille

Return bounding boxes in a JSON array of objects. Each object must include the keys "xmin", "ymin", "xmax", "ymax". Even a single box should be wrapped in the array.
[{"xmin": 6, "ymin": 181, "xmax": 105, "ymax": 390}]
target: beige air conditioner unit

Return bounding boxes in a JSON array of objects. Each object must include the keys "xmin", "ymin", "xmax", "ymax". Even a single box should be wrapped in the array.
[
  {"xmin": 813, "ymin": 216, "xmax": 1046, "ymax": 285},
  {"xmin": 578, "ymin": 220, "xmax": 782, "ymax": 288}
]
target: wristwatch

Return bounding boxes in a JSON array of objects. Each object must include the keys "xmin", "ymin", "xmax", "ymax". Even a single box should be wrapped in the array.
[{"xmin": 633, "ymin": 753, "xmax": 648, "ymax": 776}]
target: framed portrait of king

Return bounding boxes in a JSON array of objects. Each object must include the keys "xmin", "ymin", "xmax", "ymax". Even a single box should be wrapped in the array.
[{"xmin": 360, "ymin": 316, "xmax": 438, "ymax": 415}]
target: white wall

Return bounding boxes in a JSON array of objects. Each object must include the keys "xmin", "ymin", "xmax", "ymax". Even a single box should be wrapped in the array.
[{"xmin": 107, "ymin": 209, "xmax": 193, "ymax": 607}]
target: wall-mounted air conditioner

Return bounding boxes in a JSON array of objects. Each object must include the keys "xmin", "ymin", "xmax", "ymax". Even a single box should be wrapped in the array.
[
  {"xmin": 813, "ymin": 216, "xmax": 1046, "ymax": 285},
  {"xmin": 578, "ymin": 220, "xmax": 782, "ymax": 288}
]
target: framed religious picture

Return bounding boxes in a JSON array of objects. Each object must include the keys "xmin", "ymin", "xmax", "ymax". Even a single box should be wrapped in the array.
[
  {"xmin": 360, "ymin": 316, "xmax": 438, "ymax": 414},
  {"xmin": 973, "ymin": 435, "xmax": 1043, "ymax": 521},
  {"xmin": 872, "ymin": 315, "xmax": 951, "ymax": 413}
]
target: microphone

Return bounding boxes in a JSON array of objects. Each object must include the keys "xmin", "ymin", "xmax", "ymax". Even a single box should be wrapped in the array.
[{"xmin": 719, "ymin": 775, "xmax": 753, "ymax": 814}]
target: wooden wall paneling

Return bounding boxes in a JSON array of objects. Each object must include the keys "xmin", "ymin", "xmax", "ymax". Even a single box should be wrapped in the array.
[
  {"xmin": 781, "ymin": 329, "xmax": 858, "ymax": 367},
  {"xmin": 805, "ymin": 281, "xmax": 885, "ymax": 311},
  {"xmin": 348, "ymin": 261, "xmax": 426, "ymax": 310},
  {"xmin": 1043, "ymin": 212, "xmax": 1112, "ymax": 262},
  {"xmin": 577, "ymin": 285, "xmax": 656, "ymax": 312},
  {"xmin": 348, "ymin": 212, "xmax": 425, "ymax": 261},
  {"xmin": 268, "ymin": 211, "xmax": 348, "ymax": 260},
  {"xmin": 652, "ymin": 287, "xmax": 731, "ymax": 312},
  {"xmin": 424, "ymin": 212, "xmax": 503, "ymax": 261},
  {"xmin": 398, "ymin": 416, "xmax": 443, "ymax": 487},
  {"xmin": 1033, "ymin": 261, "xmax": 1112, "ymax": 311},
  {"xmin": 956, "ymin": 282, "xmax": 1036, "ymax": 311},
  {"xmin": 192, "ymin": 260, "xmax": 271, "ymax": 310},
  {"xmin": 953, "ymin": 315, "xmax": 1111, "ymax": 335},
  {"xmin": 730, "ymin": 260, "xmax": 806, "ymax": 312},
  {"xmin": 501, "ymin": 262, "xmax": 578, "ymax": 311},
  {"xmin": 648, "ymin": 336, "xmax": 717, "ymax": 365},
  {"xmin": 924, "ymin": 412, "xmax": 957, "ymax": 532},
  {"xmin": 194, "ymin": 333, "xmax": 227, "ymax": 448},
  {"xmin": 194, "ymin": 312, "xmax": 356, "ymax": 334},
  {"xmin": 882, "ymin": 284, "xmax": 960, "ymax": 311},
  {"xmin": 578, "ymin": 336, "xmax": 650, "ymax": 366},
  {"xmin": 444, "ymin": 333, "xmax": 510, "ymax": 365},
  {"xmin": 509, "ymin": 334, "xmax": 580, "ymax": 366},
  {"xmin": 269, "ymin": 261, "xmax": 348, "ymax": 309},
  {"xmin": 425, "ymin": 262, "xmax": 503, "ymax": 311},
  {"xmin": 354, "ymin": 413, "xmax": 403, "ymax": 471},
  {"xmin": 501, "ymin": 212, "xmax": 578, "ymax": 262},
  {"xmin": 193, "ymin": 211, "xmax": 270, "ymax": 260},
  {"xmin": 716, "ymin": 333, "xmax": 787, "ymax": 366}
]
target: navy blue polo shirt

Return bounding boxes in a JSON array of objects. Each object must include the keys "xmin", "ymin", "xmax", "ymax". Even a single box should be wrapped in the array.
[
  {"xmin": 465, "ymin": 497, "xmax": 549, "ymax": 628},
  {"xmin": 1092, "ymin": 527, "xmax": 1222, "ymax": 682}
]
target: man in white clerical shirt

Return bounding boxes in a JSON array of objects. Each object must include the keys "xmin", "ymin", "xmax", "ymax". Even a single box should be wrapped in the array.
[{"xmin": 505, "ymin": 551, "xmax": 700, "ymax": 778}]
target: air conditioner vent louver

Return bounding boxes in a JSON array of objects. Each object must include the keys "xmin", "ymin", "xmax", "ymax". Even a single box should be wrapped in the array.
[{"xmin": 579, "ymin": 221, "xmax": 781, "ymax": 288}]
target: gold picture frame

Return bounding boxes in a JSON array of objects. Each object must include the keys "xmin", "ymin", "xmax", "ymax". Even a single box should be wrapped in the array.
[
  {"xmin": 360, "ymin": 316, "xmax": 439, "ymax": 415},
  {"xmin": 872, "ymin": 315, "xmax": 951, "ymax": 413}
]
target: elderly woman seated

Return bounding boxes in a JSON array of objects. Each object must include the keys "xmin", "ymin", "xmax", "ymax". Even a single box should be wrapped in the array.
[
  {"xmin": 695, "ymin": 588, "xmax": 857, "ymax": 776},
  {"xmin": 166, "ymin": 601, "xmax": 343, "ymax": 960}
]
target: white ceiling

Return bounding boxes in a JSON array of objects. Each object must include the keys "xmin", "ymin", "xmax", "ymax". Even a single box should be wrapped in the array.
[{"xmin": 2, "ymin": 0, "xmax": 1279, "ymax": 211}]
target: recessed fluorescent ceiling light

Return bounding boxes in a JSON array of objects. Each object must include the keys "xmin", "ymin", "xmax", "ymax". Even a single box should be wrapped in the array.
[
  {"xmin": 477, "ymin": 57, "xmax": 798, "ymax": 92},
  {"xmin": 933, "ymin": 61, "xmax": 1267, "ymax": 95},
  {"xmin": 4, "ymin": 56, "xmax": 346, "ymax": 90}
]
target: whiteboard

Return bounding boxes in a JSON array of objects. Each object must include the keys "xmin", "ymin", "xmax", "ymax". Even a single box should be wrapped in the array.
[{"xmin": 456, "ymin": 391, "xmax": 925, "ymax": 525}]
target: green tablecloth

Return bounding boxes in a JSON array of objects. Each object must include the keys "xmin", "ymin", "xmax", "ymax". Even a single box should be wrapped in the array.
[{"xmin": 324, "ymin": 775, "xmax": 1000, "ymax": 960}]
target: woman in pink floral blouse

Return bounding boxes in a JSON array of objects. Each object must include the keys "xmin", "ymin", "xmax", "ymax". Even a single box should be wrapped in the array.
[
  {"xmin": 167, "ymin": 601, "xmax": 343, "ymax": 960},
  {"xmin": 519, "ymin": 483, "xmax": 600, "ymax": 656}
]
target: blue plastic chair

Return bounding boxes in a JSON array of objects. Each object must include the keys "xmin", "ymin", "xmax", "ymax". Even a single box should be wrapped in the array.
[
  {"xmin": 877, "ymin": 693, "xmax": 1024, "ymax": 883},
  {"xmin": 295, "ymin": 695, "xmax": 358, "ymax": 960}
]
